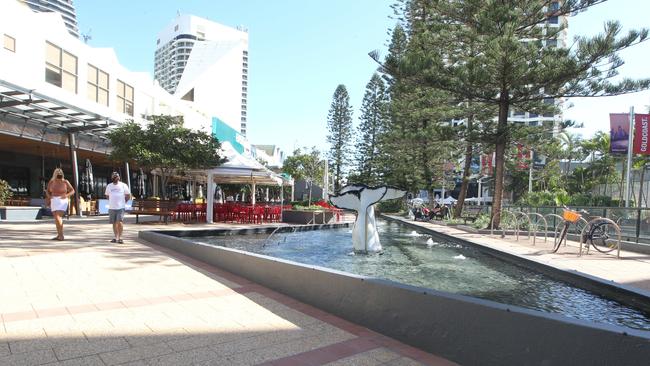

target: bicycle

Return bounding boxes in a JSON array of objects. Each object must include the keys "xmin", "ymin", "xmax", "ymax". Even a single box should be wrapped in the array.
[{"xmin": 552, "ymin": 207, "xmax": 621, "ymax": 256}]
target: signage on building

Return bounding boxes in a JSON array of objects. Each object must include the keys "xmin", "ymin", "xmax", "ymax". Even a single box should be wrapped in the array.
[
  {"xmin": 633, "ymin": 114, "xmax": 650, "ymax": 155},
  {"xmin": 211, "ymin": 117, "xmax": 245, "ymax": 154}
]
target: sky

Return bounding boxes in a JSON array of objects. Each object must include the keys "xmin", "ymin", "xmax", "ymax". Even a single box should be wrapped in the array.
[
  {"xmin": 75, "ymin": 0, "xmax": 650, "ymax": 156},
  {"xmin": 75, "ymin": 0, "xmax": 395, "ymax": 156}
]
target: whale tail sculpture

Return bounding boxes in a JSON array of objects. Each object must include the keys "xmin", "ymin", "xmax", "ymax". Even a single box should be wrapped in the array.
[{"xmin": 329, "ymin": 184, "xmax": 406, "ymax": 253}]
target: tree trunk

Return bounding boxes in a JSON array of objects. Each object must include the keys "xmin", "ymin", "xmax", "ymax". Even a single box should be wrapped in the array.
[
  {"xmin": 490, "ymin": 98, "xmax": 509, "ymax": 229},
  {"xmin": 160, "ymin": 171, "xmax": 168, "ymax": 200},
  {"xmin": 454, "ymin": 127, "xmax": 473, "ymax": 218},
  {"xmin": 308, "ymin": 181, "xmax": 313, "ymax": 205}
]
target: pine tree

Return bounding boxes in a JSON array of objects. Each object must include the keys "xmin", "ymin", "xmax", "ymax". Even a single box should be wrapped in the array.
[
  {"xmin": 326, "ymin": 85, "xmax": 353, "ymax": 191},
  {"xmin": 353, "ymin": 73, "xmax": 389, "ymax": 185},
  {"xmin": 394, "ymin": 0, "xmax": 650, "ymax": 227}
]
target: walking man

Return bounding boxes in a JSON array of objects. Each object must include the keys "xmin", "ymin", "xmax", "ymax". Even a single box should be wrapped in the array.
[{"xmin": 105, "ymin": 172, "xmax": 130, "ymax": 243}]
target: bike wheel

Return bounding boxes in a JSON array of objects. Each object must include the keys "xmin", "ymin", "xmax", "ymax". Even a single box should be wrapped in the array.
[
  {"xmin": 553, "ymin": 224, "xmax": 568, "ymax": 253},
  {"xmin": 589, "ymin": 221, "xmax": 618, "ymax": 253}
]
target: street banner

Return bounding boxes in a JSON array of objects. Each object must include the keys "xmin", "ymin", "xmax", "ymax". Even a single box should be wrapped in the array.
[
  {"xmin": 610, "ymin": 113, "xmax": 630, "ymax": 154},
  {"xmin": 480, "ymin": 153, "xmax": 494, "ymax": 176},
  {"xmin": 633, "ymin": 114, "xmax": 650, "ymax": 155}
]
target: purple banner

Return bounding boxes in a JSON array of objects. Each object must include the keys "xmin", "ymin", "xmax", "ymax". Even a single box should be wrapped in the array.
[{"xmin": 610, "ymin": 113, "xmax": 630, "ymax": 154}]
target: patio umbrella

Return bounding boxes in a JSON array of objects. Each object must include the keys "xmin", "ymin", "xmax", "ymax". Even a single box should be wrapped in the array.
[
  {"xmin": 138, "ymin": 168, "xmax": 146, "ymax": 198},
  {"xmin": 85, "ymin": 159, "xmax": 94, "ymax": 198}
]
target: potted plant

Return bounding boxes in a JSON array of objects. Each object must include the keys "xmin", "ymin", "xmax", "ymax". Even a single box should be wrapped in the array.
[{"xmin": 0, "ymin": 179, "xmax": 11, "ymax": 206}]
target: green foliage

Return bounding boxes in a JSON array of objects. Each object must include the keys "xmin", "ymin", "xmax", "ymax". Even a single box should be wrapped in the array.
[
  {"xmin": 0, "ymin": 179, "xmax": 12, "ymax": 205},
  {"xmin": 353, "ymin": 73, "xmax": 389, "ymax": 185},
  {"xmin": 282, "ymin": 148, "xmax": 324, "ymax": 183},
  {"xmin": 326, "ymin": 85, "xmax": 353, "ymax": 191},
  {"xmin": 107, "ymin": 115, "xmax": 224, "ymax": 199},
  {"xmin": 292, "ymin": 205, "xmax": 327, "ymax": 211},
  {"xmin": 472, "ymin": 213, "xmax": 491, "ymax": 229},
  {"xmin": 390, "ymin": 0, "xmax": 650, "ymax": 227},
  {"xmin": 282, "ymin": 147, "xmax": 324, "ymax": 203},
  {"xmin": 376, "ymin": 198, "xmax": 404, "ymax": 213}
]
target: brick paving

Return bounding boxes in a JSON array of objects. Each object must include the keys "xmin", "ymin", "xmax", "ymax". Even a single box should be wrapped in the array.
[{"xmin": 0, "ymin": 217, "xmax": 457, "ymax": 366}]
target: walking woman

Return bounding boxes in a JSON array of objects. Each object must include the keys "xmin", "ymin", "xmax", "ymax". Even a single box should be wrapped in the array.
[{"xmin": 46, "ymin": 168, "xmax": 74, "ymax": 241}]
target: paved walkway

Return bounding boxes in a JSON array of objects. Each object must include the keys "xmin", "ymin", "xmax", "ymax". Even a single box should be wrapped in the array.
[
  {"xmin": 387, "ymin": 215, "xmax": 650, "ymax": 293},
  {"xmin": 0, "ymin": 217, "xmax": 457, "ymax": 366}
]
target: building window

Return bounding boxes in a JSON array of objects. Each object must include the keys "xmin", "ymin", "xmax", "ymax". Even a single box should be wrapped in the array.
[
  {"xmin": 546, "ymin": 39, "xmax": 557, "ymax": 48},
  {"xmin": 3, "ymin": 34, "xmax": 16, "ymax": 52},
  {"xmin": 550, "ymin": 1, "xmax": 560, "ymax": 11},
  {"xmin": 87, "ymin": 64, "xmax": 109, "ymax": 106},
  {"xmin": 156, "ymin": 38, "xmax": 160, "ymax": 45},
  {"xmin": 548, "ymin": 16, "xmax": 559, "ymax": 24},
  {"xmin": 116, "ymin": 79, "xmax": 134, "ymax": 116},
  {"xmin": 45, "ymin": 42, "xmax": 77, "ymax": 93}
]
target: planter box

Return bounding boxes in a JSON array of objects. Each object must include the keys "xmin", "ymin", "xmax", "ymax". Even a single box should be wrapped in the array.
[
  {"xmin": 0, "ymin": 206, "xmax": 43, "ymax": 221},
  {"xmin": 282, "ymin": 209, "xmax": 334, "ymax": 224}
]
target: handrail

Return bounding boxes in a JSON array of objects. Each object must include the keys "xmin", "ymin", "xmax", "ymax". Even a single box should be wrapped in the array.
[
  {"xmin": 579, "ymin": 217, "xmax": 622, "ymax": 258},
  {"xmin": 528, "ymin": 212, "xmax": 548, "ymax": 245}
]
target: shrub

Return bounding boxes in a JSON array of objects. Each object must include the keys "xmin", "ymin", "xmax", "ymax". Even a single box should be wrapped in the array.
[
  {"xmin": 0, "ymin": 179, "xmax": 12, "ymax": 205},
  {"xmin": 377, "ymin": 199, "xmax": 404, "ymax": 213}
]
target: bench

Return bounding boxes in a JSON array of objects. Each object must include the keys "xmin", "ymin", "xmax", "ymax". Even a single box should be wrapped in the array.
[
  {"xmin": 461, "ymin": 206, "xmax": 484, "ymax": 224},
  {"xmin": 129, "ymin": 200, "xmax": 178, "ymax": 224}
]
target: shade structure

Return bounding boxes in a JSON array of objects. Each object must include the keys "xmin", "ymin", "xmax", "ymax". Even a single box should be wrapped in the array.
[{"xmin": 203, "ymin": 142, "xmax": 293, "ymax": 223}]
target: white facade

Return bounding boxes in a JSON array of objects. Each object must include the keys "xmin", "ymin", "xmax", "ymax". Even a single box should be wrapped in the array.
[
  {"xmin": 0, "ymin": 1, "xmax": 212, "ymax": 135},
  {"xmin": 18, "ymin": 0, "xmax": 79, "ymax": 38},
  {"xmin": 154, "ymin": 14, "xmax": 249, "ymax": 136},
  {"xmin": 252, "ymin": 145, "xmax": 285, "ymax": 169}
]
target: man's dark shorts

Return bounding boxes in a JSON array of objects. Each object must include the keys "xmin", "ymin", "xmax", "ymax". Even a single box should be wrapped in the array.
[{"xmin": 109, "ymin": 209, "xmax": 125, "ymax": 224}]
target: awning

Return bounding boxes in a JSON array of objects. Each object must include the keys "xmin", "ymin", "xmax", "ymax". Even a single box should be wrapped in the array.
[{"xmin": 0, "ymin": 79, "xmax": 118, "ymax": 139}]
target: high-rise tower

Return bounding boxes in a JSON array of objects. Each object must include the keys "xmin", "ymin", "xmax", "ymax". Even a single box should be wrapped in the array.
[
  {"xmin": 154, "ymin": 15, "xmax": 249, "ymax": 136},
  {"xmin": 18, "ymin": 0, "xmax": 79, "ymax": 38}
]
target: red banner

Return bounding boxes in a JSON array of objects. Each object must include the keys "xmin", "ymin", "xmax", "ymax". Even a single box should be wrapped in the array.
[
  {"xmin": 480, "ymin": 153, "xmax": 494, "ymax": 176},
  {"xmin": 633, "ymin": 114, "xmax": 650, "ymax": 155}
]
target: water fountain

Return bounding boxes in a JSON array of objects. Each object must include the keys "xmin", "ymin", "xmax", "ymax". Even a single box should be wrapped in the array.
[{"xmin": 329, "ymin": 184, "xmax": 406, "ymax": 253}]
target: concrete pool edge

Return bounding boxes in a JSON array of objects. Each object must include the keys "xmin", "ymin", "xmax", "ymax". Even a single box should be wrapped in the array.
[{"xmin": 139, "ymin": 229, "xmax": 650, "ymax": 366}]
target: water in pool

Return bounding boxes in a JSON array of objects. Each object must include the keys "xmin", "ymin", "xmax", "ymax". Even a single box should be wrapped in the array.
[{"xmin": 198, "ymin": 220, "xmax": 650, "ymax": 331}]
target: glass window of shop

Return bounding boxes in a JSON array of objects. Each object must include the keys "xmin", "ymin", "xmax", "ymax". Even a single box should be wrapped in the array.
[
  {"xmin": 3, "ymin": 34, "xmax": 16, "ymax": 52},
  {"xmin": 87, "ymin": 64, "xmax": 109, "ymax": 106},
  {"xmin": 45, "ymin": 42, "xmax": 77, "ymax": 93},
  {"xmin": 116, "ymin": 79, "xmax": 134, "ymax": 116}
]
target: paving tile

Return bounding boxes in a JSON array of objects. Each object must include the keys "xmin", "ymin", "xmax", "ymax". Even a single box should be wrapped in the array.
[
  {"xmin": 53, "ymin": 337, "xmax": 130, "ymax": 361},
  {"xmin": 98, "ymin": 342, "xmax": 173, "ymax": 365},
  {"xmin": 42, "ymin": 354, "xmax": 105, "ymax": 366},
  {"xmin": 0, "ymin": 342, "xmax": 9, "ymax": 357},
  {"xmin": 143, "ymin": 345, "xmax": 217, "ymax": 366},
  {"xmin": 0, "ymin": 348, "xmax": 58, "ymax": 366}
]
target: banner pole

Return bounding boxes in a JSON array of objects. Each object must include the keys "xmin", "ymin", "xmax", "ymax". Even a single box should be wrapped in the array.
[{"xmin": 625, "ymin": 106, "xmax": 635, "ymax": 208}]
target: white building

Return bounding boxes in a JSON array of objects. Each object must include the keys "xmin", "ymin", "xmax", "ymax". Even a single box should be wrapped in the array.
[
  {"xmin": 18, "ymin": 0, "xmax": 79, "ymax": 38},
  {"xmin": 0, "ymin": 0, "xmax": 213, "ymax": 204},
  {"xmin": 154, "ymin": 14, "xmax": 249, "ymax": 136},
  {"xmin": 252, "ymin": 145, "xmax": 285, "ymax": 169}
]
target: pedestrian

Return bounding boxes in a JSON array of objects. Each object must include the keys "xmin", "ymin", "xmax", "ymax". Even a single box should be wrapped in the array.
[
  {"xmin": 105, "ymin": 172, "xmax": 131, "ymax": 244},
  {"xmin": 46, "ymin": 168, "xmax": 74, "ymax": 241}
]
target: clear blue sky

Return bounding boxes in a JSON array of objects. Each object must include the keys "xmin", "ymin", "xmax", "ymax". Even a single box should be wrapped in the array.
[
  {"xmin": 76, "ymin": 0, "xmax": 395, "ymax": 156},
  {"xmin": 76, "ymin": 0, "xmax": 650, "ymax": 155}
]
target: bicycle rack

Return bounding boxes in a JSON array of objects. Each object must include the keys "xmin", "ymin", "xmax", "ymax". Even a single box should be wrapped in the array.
[
  {"xmin": 491, "ymin": 210, "xmax": 519, "ymax": 239},
  {"xmin": 528, "ymin": 212, "xmax": 548, "ymax": 245},
  {"xmin": 544, "ymin": 214, "xmax": 565, "ymax": 246},
  {"xmin": 579, "ymin": 218, "xmax": 622, "ymax": 258},
  {"xmin": 513, "ymin": 211, "xmax": 532, "ymax": 242}
]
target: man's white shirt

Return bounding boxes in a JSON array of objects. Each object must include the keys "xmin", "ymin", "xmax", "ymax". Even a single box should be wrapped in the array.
[{"xmin": 105, "ymin": 182, "xmax": 130, "ymax": 210}]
